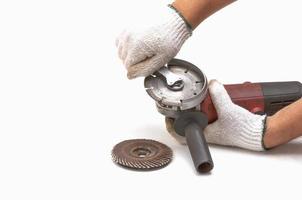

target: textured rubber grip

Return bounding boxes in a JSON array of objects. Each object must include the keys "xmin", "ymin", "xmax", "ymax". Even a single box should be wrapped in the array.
[
  {"xmin": 261, "ymin": 81, "xmax": 302, "ymax": 115},
  {"xmin": 185, "ymin": 122, "xmax": 214, "ymax": 173},
  {"xmin": 173, "ymin": 112, "xmax": 213, "ymax": 173}
]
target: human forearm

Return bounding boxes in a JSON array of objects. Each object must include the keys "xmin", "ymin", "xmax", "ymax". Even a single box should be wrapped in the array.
[
  {"xmin": 172, "ymin": 0, "xmax": 236, "ymax": 29},
  {"xmin": 264, "ymin": 99, "xmax": 302, "ymax": 148}
]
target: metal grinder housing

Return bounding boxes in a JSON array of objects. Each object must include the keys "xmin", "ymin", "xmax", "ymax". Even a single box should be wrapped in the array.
[
  {"xmin": 144, "ymin": 58, "xmax": 302, "ymax": 173},
  {"xmin": 145, "ymin": 59, "xmax": 214, "ymax": 173}
]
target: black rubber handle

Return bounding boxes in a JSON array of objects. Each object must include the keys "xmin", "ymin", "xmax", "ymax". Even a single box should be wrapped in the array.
[
  {"xmin": 173, "ymin": 112, "xmax": 213, "ymax": 173},
  {"xmin": 261, "ymin": 81, "xmax": 302, "ymax": 115},
  {"xmin": 185, "ymin": 122, "xmax": 214, "ymax": 173}
]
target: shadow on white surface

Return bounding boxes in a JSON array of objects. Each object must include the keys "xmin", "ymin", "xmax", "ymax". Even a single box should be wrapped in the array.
[{"xmin": 265, "ymin": 141, "xmax": 302, "ymax": 157}]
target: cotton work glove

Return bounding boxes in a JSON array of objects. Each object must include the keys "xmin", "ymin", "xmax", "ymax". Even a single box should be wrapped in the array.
[
  {"xmin": 116, "ymin": 5, "xmax": 192, "ymax": 79},
  {"xmin": 165, "ymin": 80, "xmax": 267, "ymax": 151}
]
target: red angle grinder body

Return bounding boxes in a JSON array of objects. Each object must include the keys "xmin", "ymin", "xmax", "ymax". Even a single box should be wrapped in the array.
[
  {"xmin": 202, "ymin": 82, "xmax": 302, "ymax": 123},
  {"xmin": 144, "ymin": 58, "xmax": 302, "ymax": 173}
]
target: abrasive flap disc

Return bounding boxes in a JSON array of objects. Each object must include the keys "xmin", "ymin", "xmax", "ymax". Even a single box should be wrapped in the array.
[{"xmin": 111, "ymin": 139, "xmax": 173, "ymax": 170}]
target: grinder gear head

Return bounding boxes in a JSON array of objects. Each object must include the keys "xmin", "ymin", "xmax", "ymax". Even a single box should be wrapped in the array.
[
  {"xmin": 144, "ymin": 59, "xmax": 208, "ymax": 118},
  {"xmin": 144, "ymin": 59, "xmax": 214, "ymax": 173}
]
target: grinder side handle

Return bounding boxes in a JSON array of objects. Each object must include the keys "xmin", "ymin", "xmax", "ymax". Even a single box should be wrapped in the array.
[
  {"xmin": 185, "ymin": 122, "xmax": 213, "ymax": 173},
  {"xmin": 174, "ymin": 112, "xmax": 214, "ymax": 173}
]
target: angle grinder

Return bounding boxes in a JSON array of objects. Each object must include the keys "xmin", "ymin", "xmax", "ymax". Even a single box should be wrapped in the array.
[{"xmin": 144, "ymin": 58, "xmax": 302, "ymax": 173}]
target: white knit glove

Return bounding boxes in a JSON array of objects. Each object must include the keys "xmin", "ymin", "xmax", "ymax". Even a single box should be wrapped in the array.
[
  {"xmin": 166, "ymin": 80, "xmax": 267, "ymax": 151},
  {"xmin": 116, "ymin": 6, "xmax": 192, "ymax": 79}
]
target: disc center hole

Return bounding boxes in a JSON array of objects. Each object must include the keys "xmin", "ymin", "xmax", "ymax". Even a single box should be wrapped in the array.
[{"xmin": 132, "ymin": 147, "xmax": 152, "ymax": 158}]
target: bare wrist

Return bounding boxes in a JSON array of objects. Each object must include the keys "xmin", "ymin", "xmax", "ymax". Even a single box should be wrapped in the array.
[
  {"xmin": 263, "ymin": 116, "xmax": 281, "ymax": 149},
  {"xmin": 172, "ymin": 0, "xmax": 202, "ymax": 29},
  {"xmin": 172, "ymin": 0, "xmax": 236, "ymax": 29}
]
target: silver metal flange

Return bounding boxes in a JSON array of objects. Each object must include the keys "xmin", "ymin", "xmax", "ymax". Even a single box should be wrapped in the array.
[{"xmin": 144, "ymin": 59, "xmax": 208, "ymax": 118}]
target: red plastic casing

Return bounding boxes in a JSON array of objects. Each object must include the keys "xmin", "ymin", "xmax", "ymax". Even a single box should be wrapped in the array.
[{"xmin": 200, "ymin": 82, "xmax": 264, "ymax": 123}]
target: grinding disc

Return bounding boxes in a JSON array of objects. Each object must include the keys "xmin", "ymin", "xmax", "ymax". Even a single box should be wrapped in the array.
[{"xmin": 111, "ymin": 139, "xmax": 173, "ymax": 170}]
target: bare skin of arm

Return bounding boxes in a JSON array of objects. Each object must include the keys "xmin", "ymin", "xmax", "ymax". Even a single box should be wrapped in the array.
[
  {"xmin": 265, "ymin": 99, "xmax": 302, "ymax": 148},
  {"xmin": 172, "ymin": 0, "xmax": 236, "ymax": 29},
  {"xmin": 172, "ymin": 0, "xmax": 302, "ymax": 149}
]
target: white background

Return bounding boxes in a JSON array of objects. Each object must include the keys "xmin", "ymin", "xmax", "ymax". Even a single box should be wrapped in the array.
[{"xmin": 1, "ymin": 0, "xmax": 302, "ymax": 199}]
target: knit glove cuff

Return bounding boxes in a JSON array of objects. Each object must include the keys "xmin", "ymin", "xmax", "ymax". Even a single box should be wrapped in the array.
[{"xmin": 161, "ymin": 5, "xmax": 192, "ymax": 51}]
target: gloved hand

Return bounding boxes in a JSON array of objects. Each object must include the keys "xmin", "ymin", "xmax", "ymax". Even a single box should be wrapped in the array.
[
  {"xmin": 165, "ymin": 80, "xmax": 267, "ymax": 151},
  {"xmin": 116, "ymin": 5, "xmax": 192, "ymax": 79}
]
